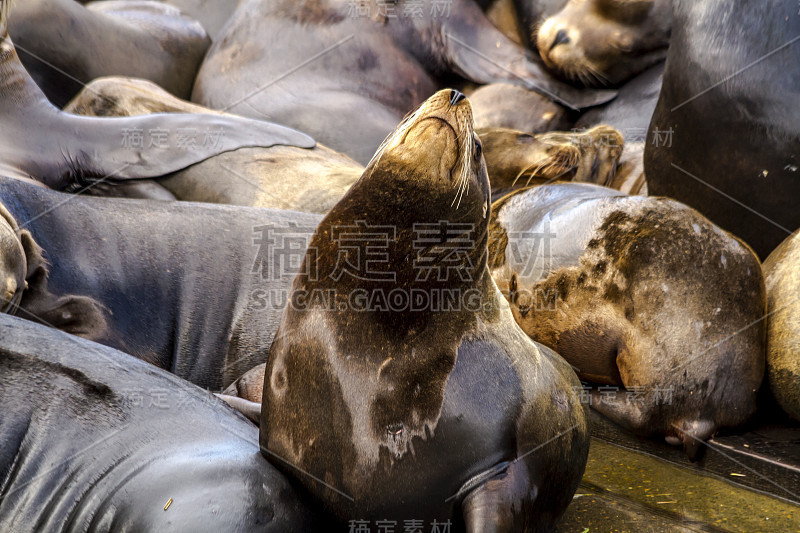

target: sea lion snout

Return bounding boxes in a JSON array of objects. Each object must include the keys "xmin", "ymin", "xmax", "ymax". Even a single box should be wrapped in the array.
[
  {"xmin": 449, "ymin": 89, "xmax": 466, "ymax": 106},
  {"xmin": 550, "ymin": 29, "xmax": 571, "ymax": 50}
]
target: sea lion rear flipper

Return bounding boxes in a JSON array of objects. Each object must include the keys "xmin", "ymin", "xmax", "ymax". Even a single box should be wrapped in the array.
[
  {"xmin": 459, "ymin": 461, "xmax": 536, "ymax": 532},
  {"xmin": 215, "ymin": 393, "xmax": 262, "ymax": 426},
  {"xmin": 65, "ymin": 112, "xmax": 316, "ymax": 183}
]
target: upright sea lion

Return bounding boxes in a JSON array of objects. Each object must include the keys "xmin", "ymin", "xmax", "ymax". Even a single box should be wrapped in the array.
[
  {"xmin": 0, "ymin": 176, "xmax": 322, "ymax": 390},
  {"xmin": 534, "ymin": 0, "xmax": 671, "ymax": 86},
  {"xmin": 763, "ymin": 231, "xmax": 800, "ymax": 422},
  {"xmin": 8, "ymin": 0, "xmax": 209, "ymax": 106},
  {"xmin": 259, "ymin": 89, "xmax": 589, "ymax": 529},
  {"xmin": 193, "ymin": 0, "xmax": 615, "ymax": 164},
  {"xmin": 0, "ymin": 26, "xmax": 315, "ymax": 194},
  {"xmin": 65, "ymin": 76, "xmax": 363, "ymax": 213},
  {"xmin": 0, "ymin": 313, "xmax": 313, "ymax": 532},
  {"xmin": 645, "ymin": 0, "xmax": 800, "ymax": 259},
  {"xmin": 489, "ymin": 183, "xmax": 765, "ymax": 459}
]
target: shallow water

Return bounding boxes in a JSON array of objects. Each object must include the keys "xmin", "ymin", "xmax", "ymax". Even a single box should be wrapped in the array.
[{"xmin": 556, "ymin": 439, "xmax": 800, "ymax": 532}]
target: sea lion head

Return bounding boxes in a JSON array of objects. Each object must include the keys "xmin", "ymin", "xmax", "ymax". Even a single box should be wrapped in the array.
[
  {"xmin": 536, "ymin": 0, "xmax": 670, "ymax": 86},
  {"xmin": 317, "ymin": 88, "xmax": 492, "ymax": 289},
  {"xmin": 363, "ymin": 88, "xmax": 490, "ymax": 222}
]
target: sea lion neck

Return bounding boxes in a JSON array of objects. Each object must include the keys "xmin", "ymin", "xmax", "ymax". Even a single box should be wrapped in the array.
[{"xmin": 0, "ymin": 32, "xmax": 52, "ymax": 110}]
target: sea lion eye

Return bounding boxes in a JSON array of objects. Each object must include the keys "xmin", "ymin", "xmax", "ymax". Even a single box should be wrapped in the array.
[{"xmin": 473, "ymin": 136, "xmax": 482, "ymax": 162}]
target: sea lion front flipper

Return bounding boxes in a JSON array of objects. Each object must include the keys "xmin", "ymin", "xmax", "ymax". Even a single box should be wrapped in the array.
[
  {"xmin": 215, "ymin": 394, "xmax": 262, "ymax": 426},
  {"xmin": 460, "ymin": 461, "xmax": 537, "ymax": 532},
  {"xmin": 438, "ymin": 2, "xmax": 616, "ymax": 110},
  {"xmin": 61, "ymin": 112, "xmax": 316, "ymax": 185},
  {"xmin": 589, "ymin": 389, "xmax": 650, "ymax": 431}
]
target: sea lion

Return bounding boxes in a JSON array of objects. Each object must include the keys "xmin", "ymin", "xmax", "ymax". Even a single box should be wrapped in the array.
[
  {"xmin": 259, "ymin": 89, "xmax": 589, "ymax": 529},
  {"xmin": 535, "ymin": 0, "xmax": 671, "ymax": 86},
  {"xmin": 0, "ymin": 312, "xmax": 313, "ymax": 532},
  {"xmin": 478, "ymin": 125, "xmax": 623, "ymax": 200},
  {"xmin": 489, "ymin": 183, "xmax": 765, "ymax": 459},
  {"xmin": 8, "ymin": 0, "xmax": 210, "ymax": 107},
  {"xmin": 0, "ymin": 176, "xmax": 322, "ymax": 390},
  {"xmin": 65, "ymin": 76, "xmax": 363, "ymax": 213},
  {"xmin": 482, "ymin": 0, "xmax": 527, "ymax": 44},
  {"xmin": 763, "ymin": 231, "xmax": 800, "ymax": 422},
  {"xmin": 147, "ymin": 0, "xmax": 241, "ymax": 40},
  {"xmin": 0, "ymin": 26, "xmax": 315, "ymax": 195},
  {"xmin": 468, "ymin": 82, "xmax": 573, "ymax": 133},
  {"xmin": 645, "ymin": 0, "xmax": 800, "ymax": 260},
  {"xmin": 192, "ymin": 0, "xmax": 616, "ymax": 164}
]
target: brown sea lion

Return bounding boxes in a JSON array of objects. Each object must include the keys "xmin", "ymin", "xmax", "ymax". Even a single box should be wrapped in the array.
[
  {"xmin": 489, "ymin": 183, "xmax": 765, "ymax": 459},
  {"xmin": 258, "ymin": 89, "xmax": 589, "ymax": 530},
  {"xmin": 478, "ymin": 125, "xmax": 624, "ymax": 200},
  {"xmin": 0, "ymin": 195, "xmax": 109, "ymax": 338},
  {"xmin": 763, "ymin": 231, "xmax": 800, "ymax": 422},
  {"xmin": 535, "ymin": 0, "xmax": 671, "ymax": 86}
]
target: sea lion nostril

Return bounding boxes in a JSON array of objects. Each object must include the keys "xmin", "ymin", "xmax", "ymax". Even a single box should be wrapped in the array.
[
  {"xmin": 449, "ymin": 89, "xmax": 466, "ymax": 106},
  {"xmin": 551, "ymin": 29, "xmax": 570, "ymax": 51},
  {"xmin": 387, "ymin": 423, "xmax": 404, "ymax": 436}
]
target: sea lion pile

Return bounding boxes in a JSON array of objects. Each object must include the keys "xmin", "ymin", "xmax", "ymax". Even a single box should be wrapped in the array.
[{"xmin": 1, "ymin": 0, "xmax": 798, "ymax": 531}]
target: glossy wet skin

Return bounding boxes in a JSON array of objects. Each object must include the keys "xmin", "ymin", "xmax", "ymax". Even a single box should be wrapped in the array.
[
  {"xmin": 645, "ymin": 0, "xmax": 800, "ymax": 260},
  {"xmin": 260, "ymin": 90, "xmax": 589, "ymax": 529},
  {"xmin": 536, "ymin": 0, "xmax": 671, "ymax": 86},
  {"xmin": 0, "ymin": 313, "xmax": 313, "ymax": 532}
]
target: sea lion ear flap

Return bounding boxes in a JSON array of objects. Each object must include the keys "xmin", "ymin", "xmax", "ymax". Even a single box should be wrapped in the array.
[
  {"xmin": 14, "ymin": 230, "xmax": 111, "ymax": 341},
  {"xmin": 18, "ymin": 229, "xmax": 47, "ymax": 284},
  {"xmin": 20, "ymin": 290, "xmax": 112, "ymax": 342}
]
